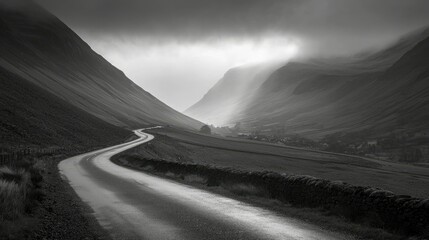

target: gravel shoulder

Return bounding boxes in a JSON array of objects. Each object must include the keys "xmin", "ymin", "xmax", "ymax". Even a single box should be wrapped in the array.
[{"xmin": 28, "ymin": 156, "xmax": 112, "ymax": 240}]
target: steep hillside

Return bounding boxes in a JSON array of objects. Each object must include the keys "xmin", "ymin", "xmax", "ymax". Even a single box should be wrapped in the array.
[
  {"xmin": 0, "ymin": 0, "xmax": 202, "ymax": 130},
  {"xmin": 233, "ymin": 29, "xmax": 429, "ymax": 139},
  {"xmin": 184, "ymin": 63, "xmax": 281, "ymax": 125},
  {"xmin": 186, "ymin": 27, "xmax": 429, "ymax": 130},
  {"xmin": 359, "ymin": 35, "xmax": 429, "ymax": 133},
  {"xmin": 0, "ymin": 65, "xmax": 129, "ymax": 148}
]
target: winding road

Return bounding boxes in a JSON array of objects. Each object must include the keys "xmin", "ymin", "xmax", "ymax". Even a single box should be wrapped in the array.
[{"xmin": 59, "ymin": 128, "xmax": 353, "ymax": 240}]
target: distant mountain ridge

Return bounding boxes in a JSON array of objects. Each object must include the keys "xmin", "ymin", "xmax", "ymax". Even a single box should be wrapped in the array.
[
  {"xmin": 238, "ymin": 29, "xmax": 429, "ymax": 139},
  {"xmin": 0, "ymin": 0, "xmax": 202, "ymax": 131},
  {"xmin": 184, "ymin": 62, "xmax": 283, "ymax": 125},
  {"xmin": 187, "ymin": 27, "xmax": 429, "ymax": 140}
]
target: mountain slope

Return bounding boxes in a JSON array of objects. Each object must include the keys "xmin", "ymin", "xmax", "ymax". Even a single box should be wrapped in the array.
[
  {"xmin": 0, "ymin": 65, "xmax": 129, "ymax": 148},
  {"xmin": 358, "ymin": 35, "xmax": 429, "ymax": 132},
  {"xmin": 236, "ymin": 31, "xmax": 429, "ymax": 139},
  {"xmin": 0, "ymin": 1, "xmax": 202, "ymax": 130},
  {"xmin": 186, "ymin": 27, "xmax": 429, "ymax": 130},
  {"xmin": 184, "ymin": 63, "xmax": 282, "ymax": 126}
]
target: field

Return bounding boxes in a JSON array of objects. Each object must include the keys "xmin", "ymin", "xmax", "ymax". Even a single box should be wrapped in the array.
[{"xmin": 135, "ymin": 127, "xmax": 429, "ymax": 198}]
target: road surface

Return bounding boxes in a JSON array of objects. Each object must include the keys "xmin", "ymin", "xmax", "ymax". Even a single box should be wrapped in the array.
[{"xmin": 59, "ymin": 128, "xmax": 353, "ymax": 240}]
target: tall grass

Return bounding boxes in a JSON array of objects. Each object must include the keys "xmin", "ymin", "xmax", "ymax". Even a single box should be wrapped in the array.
[{"xmin": 0, "ymin": 166, "xmax": 30, "ymax": 221}]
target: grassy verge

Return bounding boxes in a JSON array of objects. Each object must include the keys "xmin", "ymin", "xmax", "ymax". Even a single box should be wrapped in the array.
[
  {"xmin": 0, "ymin": 133, "xmax": 137, "ymax": 239},
  {"xmin": 0, "ymin": 165, "xmax": 43, "ymax": 220},
  {"xmin": 0, "ymin": 159, "xmax": 44, "ymax": 239}
]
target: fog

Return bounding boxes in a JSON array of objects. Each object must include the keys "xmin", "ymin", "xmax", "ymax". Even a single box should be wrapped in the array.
[
  {"xmin": 87, "ymin": 36, "xmax": 298, "ymax": 110},
  {"xmin": 35, "ymin": 0, "xmax": 429, "ymax": 111}
]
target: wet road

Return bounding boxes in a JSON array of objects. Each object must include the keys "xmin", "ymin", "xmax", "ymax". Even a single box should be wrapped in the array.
[{"xmin": 59, "ymin": 128, "xmax": 352, "ymax": 240}]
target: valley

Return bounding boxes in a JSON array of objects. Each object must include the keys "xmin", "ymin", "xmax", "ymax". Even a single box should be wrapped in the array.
[
  {"xmin": 1, "ymin": 0, "xmax": 428, "ymax": 239},
  {"xmin": 125, "ymin": 127, "xmax": 429, "ymax": 198},
  {"xmin": 186, "ymin": 28, "xmax": 429, "ymax": 163}
]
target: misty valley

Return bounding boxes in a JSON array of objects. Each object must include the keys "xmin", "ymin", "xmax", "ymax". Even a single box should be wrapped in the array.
[{"xmin": 1, "ymin": 0, "xmax": 428, "ymax": 240}]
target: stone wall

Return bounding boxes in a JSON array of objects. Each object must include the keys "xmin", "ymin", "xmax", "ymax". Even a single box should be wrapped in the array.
[{"xmin": 113, "ymin": 155, "xmax": 429, "ymax": 238}]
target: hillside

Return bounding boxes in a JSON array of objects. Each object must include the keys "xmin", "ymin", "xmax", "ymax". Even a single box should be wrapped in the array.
[
  {"xmin": 184, "ymin": 63, "xmax": 282, "ymax": 126},
  {"xmin": 0, "ymin": 65, "xmax": 130, "ymax": 149},
  {"xmin": 186, "ymin": 28, "xmax": 429, "ymax": 130},
  {"xmin": 232, "ymin": 29, "xmax": 429, "ymax": 140},
  {"xmin": 0, "ymin": 0, "xmax": 202, "ymax": 130}
]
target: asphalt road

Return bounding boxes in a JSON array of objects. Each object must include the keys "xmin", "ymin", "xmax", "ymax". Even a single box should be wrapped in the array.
[{"xmin": 59, "ymin": 128, "xmax": 353, "ymax": 240}]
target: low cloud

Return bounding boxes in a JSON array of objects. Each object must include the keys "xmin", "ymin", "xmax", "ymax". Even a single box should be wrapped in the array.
[
  {"xmin": 35, "ymin": 0, "xmax": 429, "ymax": 56},
  {"xmin": 31, "ymin": 0, "xmax": 429, "ymax": 110}
]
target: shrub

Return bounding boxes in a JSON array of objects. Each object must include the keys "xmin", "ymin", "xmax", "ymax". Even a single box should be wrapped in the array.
[{"xmin": 200, "ymin": 125, "xmax": 211, "ymax": 134}]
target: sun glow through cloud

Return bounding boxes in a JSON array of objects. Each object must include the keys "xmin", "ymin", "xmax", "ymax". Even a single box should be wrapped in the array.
[
  {"xmin": 88, "ymin": 36, "xmax": 300, "ymax": 111},
  {"xmin": 192, "ymin": 37, "xmax": 300, "ymax": 66},
  {"xmin": 35, "ymin": 0, "xmax": 429, "ymax": 112}
]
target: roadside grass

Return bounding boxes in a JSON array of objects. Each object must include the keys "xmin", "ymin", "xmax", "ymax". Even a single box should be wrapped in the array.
[
  {"xmin": 0, "ymin": 154, "xmax": 77, "ymax": 239},
  {"xmin": 0, "ymin": 163, "xmax": 44, "ymax": 239},
  {"xmin": 0, "ymin": 179, "xmax": 26, "ymax": 220},
  {"xmin": 0, "ymin": 164, "xmax": 44, "ymax": 222},
  {"xmin": 0, "ymin": 155, "xmax": 61, "ymax": 239},
  {"xmin": 0, "ymin": 132, "xmax": 136, "ymax": 239}
]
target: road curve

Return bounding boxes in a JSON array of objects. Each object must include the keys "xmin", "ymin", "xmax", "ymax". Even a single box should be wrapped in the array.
[{"xmin": 59, "ymin": 128, "xmax": 353, "ymax": 240}]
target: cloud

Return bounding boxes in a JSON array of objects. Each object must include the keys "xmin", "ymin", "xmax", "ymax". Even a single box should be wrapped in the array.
[
  {"xmin": 34, "ymin": 0, "xmax": 298, "ymax": 38},
  {"xmin": 29, "ymin": 0, "xmax": 429, "ymax": 110},
  {"xmin": 35, "ymin": 0, "xmax": 429, "ymax": 47}
]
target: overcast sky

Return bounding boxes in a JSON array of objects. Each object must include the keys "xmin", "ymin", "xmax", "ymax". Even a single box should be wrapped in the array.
[{"xmin": 35, "ymin": 0, "xmax": 429, "ymax": 111}]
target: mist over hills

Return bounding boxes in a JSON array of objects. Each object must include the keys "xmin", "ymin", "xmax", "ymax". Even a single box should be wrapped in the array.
[
  {"xmin": 1, "ymin": 0, "xmax": 428, "ymax": 155},
  {"xmin": 184, "ymin": 62, "xmax": 283, "ymax": 126},
  {"xmin": 239, "ymin": 29, "xmax": 429, "ymax": 139},
  {"xmin": 188, "ymin": 27, "xmax": 429, "ymax": 142},
  {"xmin": 1, "ymin": 1, "xmax": 429, "ymax": 239},
  {"xmin": 0, "ymin": 0, "xmax": 202, "ymax": 137}
]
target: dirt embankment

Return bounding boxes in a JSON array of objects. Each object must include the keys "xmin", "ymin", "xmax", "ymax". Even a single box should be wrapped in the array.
[{"xmin": 113, "ymin": 155, "xmax": 429, "ymax": 239}]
